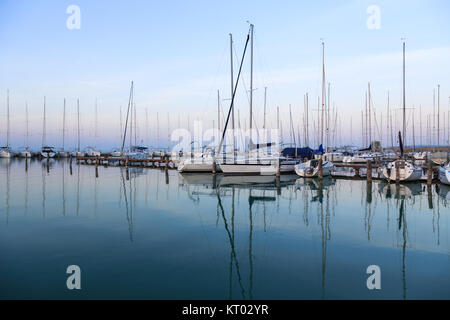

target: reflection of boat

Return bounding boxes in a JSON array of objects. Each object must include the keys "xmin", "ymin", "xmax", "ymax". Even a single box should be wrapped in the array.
[
  {"xmin": 295, "ymin": 159, "xmax": 334, "ymax": 177},
  {"xmin": 378, "ymin": 181, "xmax": 423, "ymax": 199},
  {"xmin": 439, "ymin": 164, "xmax": 450, "ymax": 185},
  {"xmin": 217, "ymin": 174, "xmax": 276, "ymax": 188},
  {"xmin": 178, "ymin": 156, "xmax": 218, "ymax": 173},
  {"xmin": 438, "ymin": 184, "xmax": 450, "ymax": 201},
  {"xmin": 295, "ymin": 176, "xmax": 335, "ymax": 190},
  {"xmin": 179, "ymin": 173, "xmax": 217, "ymax": 186},
  {"xmin": 331, "ymin": 166, "xmax": 357, "ymax": 177}
]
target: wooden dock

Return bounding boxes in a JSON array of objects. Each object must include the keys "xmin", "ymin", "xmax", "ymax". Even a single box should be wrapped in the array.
[{"xmin": 75, "ymin": 156, "xmax": 177, "ymax": 169}]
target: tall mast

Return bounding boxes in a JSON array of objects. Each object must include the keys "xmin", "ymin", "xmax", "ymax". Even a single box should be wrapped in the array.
[
  {"xmin": 146, "ymin": 108, "xmax": 149, "ymax": 148},
  {"xmin": 134, "ymin": 103, "xmax": 137, "ymax": 147},
  {"xmin": 120, "ymin": 106, "xmax": 123, "ymax": 147},
  {"xmin": 263, "ymin": 87, "xmax": 267, "ymax": 129},
  {"xmin": 217, "ymin": 90, "xmax": 221, "ymax": 134},
  {"xmin": 42, "ymin": 96, "xmax": 46, "ymax": 148},
  {"xmin": 94, "ymin": 98, "xmax": 98, "ymax": 150},
  {"xmin": 365, "ymin": 91, "xmax": 368, "ymax": 146},
  {"xmin": 368, "ymin": 82, "xmax": 372, "ymax": 144},
  {"xmin": 77, "ymin": 98, "xmax": 80, "ymax": 152},
  {"xmin": 402, "ymin": 41, "xmax": 406, "ymax": 146},
  {"xmin": 412, "ymin": 107, "xmax": 415, "ymax": 150},
  {"xmin": 321, "ymin": 41, "xmax": 325, "ymax": 147},
  {"xmin": 361, "ymin": 110, "xmax": 364, "ymax": 147},
  {"xmin": 157, "ymin": 112, "xmax": 159, "ymax": 151},
  {"xmin": 167, "ymin": 113, "xmax": 170, "ymax": 152},
  {"xmin": 419, "ymin": 105, "xmax": 422, "ymax": 147},
  {"xmin": 230, "ymin": 33, "xmax": 235, "ymax": 155},
  {"xmin": 306, "ymin": 92, "xmax": 309, "ymax": 146},
  {"xmin": 350, "ymin": 116, "xmax": 353, "ymax": 146},
  {"xmin": 326, "ymin": 82, "xmax": 330, "ymax": 151},
  {"xmin": 63, "ymin": 98, "xmax": 66, "ymax": 151},
  {"xmin": 26, "ymin": 101, "xmax": 29, "ymax": 151},
  {"xmin": 437, "ymin": 84, "xmax": 440, "ymax": 148},
  {"xmin": 249, "ymin": 24, "xmax": 254, "ymax": 137},
  {"xmin": 387, "ymin": 91, "xmax": 390, "ymax": 147},
  {"xmin": 6, "ymin": 90, "xmax": 10, "ymax": 149}
]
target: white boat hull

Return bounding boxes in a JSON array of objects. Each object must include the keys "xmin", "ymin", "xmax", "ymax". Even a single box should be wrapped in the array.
[
  {"xmin": 41, "ymin": 152, "xmax": 55, "ymax": 158},
  {"xmin": 295, "ymin": 161, "xmax": 334, "ymax": 177},
  {"xmin": 219, "ymin": 162, "xmax": 278, "ymax": 175},
  {"xmin": 439, "ymin": 166, "xmax": 450, "ymax": 185},
  {"xmin": 381, "ymin": 160, "xmax": 422, "ymax": 182},
  {"xmin": 0, "ymin": 151, "xmax": 12, "ymax": 158},
  {"xmin": 178, "ymin": 160, "xmax": 217, "ymax": 173}
]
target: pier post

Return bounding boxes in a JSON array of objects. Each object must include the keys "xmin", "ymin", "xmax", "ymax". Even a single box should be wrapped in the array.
[
  {"xmin": 95, "ymin": 157, "xmax": 99, "ymax": 178},
  {"xmin": 427, "ymin": 183, "xmax": 433, "ymax": 209},
  {"xmin": 427, "ymin": 160, "xmax": 433, "ymax": 186},
  {"xmin": 276, "ymin": 176, "xmax": 281, "ymax": 196},
  {"xmin": 25, "ymin": 158, "xmax": 28, "ymax": 172},
  {"xmin": 165, "ymin": 155, "xmax": 169, "ymax": 171},
  {"xmin": 212, "ymin": 159, "xmax": 216, "ymax": 174},
  {"xmin": 366, "ymin": 160, "xmax": 372, "ymax": 182},
  {"xmin": 318, "ymin": 158, "xmax": 323, "ymax": 179},
  {"xmin": 366, "ymin": 180, "xmax": 372, "ymax": 204},
  {"xmin": 395, "ymin": 162, "xmax": 400, "ymax": 184}
]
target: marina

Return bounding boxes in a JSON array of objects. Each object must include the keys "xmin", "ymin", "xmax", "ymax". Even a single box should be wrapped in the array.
[{"xmin": 1, "ymin": 0, "xmax": 450, "ymax": 303}]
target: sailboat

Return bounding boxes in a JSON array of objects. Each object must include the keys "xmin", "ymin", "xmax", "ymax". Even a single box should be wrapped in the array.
[
  {"xmin": 19, "ymin": 102, "xmax": 32, "ymax": 158},
  {"xmin": 439, "ymin": 162, "xmax": 450, "ymax": 185},
  {"xmin": 40, "ymin": 97, "xmax": 56, "ymax": 158},
  {"xmin": 218, "ymin": 24, "xmax": 281, "ymax": 175},
  {"xmin": 294, "ymin": 42, "xmax": 334, "ymax": 177},
  {"xmin": 0, "ymin": 90, "xmax": 12, "ymax": 158},
  {"xmin": 381, "ymin": 42, "xmax": 421, "ymax": 182}
]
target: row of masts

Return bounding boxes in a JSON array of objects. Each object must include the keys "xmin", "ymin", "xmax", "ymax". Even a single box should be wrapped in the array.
[{"xmin": 2, "ymin": 38, "xmax": 450, "ymax": 153}]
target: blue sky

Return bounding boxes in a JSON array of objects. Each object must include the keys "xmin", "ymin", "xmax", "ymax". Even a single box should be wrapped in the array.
[{"xmin": 0, "ymin": 0, "xmax": 449, "ymax": 150}]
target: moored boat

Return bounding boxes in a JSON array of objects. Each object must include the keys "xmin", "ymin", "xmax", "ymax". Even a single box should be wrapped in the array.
[{"xmin": 294, "ymin": 159, "xmax": 334, "ymax": 177}]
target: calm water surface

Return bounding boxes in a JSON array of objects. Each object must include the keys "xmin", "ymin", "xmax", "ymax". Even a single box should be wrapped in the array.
[{"xmin": 0, "ymin": 158, "xmax": 449, "ymax": 299}]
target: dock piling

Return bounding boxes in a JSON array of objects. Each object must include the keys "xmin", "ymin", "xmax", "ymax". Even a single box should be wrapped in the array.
[
  {"xmin": 318, "ymin": 158, "xmax": 323, "ymax": 179},
  {"xmin": 366, "ymin": 160, "xmax": 372, "ymax": 182}
]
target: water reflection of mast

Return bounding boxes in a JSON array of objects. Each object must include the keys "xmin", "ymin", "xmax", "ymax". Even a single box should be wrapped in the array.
[
  {"xmin": 216, "ymin": 188, "xmax": 246, "ymax": 299},
  {"xmin": 229, "ymin": 187, "xmax": 235, "ymax": 299},
  {"xmin": 42, "ymin": 162, "xmax": 46, "ymax": 219},
  {"xmin": 62, "ymin": 161, "xmax": 66, "ymax": 216},
  {"xmin": 76, "ymin": 163, "xmax": 80, "ymax": 216},
  {"xmin": 398, "ymin": 199, "xmax": 407, "ymax": 300},
  {"xmin": 6, "ymin": 161, "xmax": 10, "ymax": 224},
  {"xmin": 319, "ymin": 181, "xmax": 330, "ymax": 300},
  {"xmin": 249, "ymin": 189, "xmax": 254, "ymax": 300},
  {"xmin": 120, "ymin": 168, "xmax": 134, "ymax": 242},
  {"xmin": 25, "ymin": 160, "xmax": 29, "ymax": 216}
]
